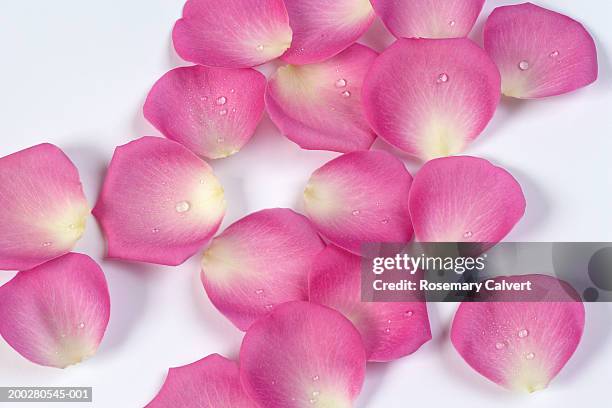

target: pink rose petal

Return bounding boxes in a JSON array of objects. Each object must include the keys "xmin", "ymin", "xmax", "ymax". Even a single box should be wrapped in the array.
[
  {"xmin": 146, "ymin": 354, "xmax": 257, "ymax": 407},
  {"xmin": 240, "ymin": 301, "xmax": 366, "ymax": 408},
  {"xmin": 484, "ymin": 3, "xmax": 598, "ymax": 99},
  {"xmin": 409, "ymin": 156, "xmax": 526, "ymax": 243},
  {"xmin": 0, "ymin": 253, "xmax": 110, "ymax": 368},
  {"xmin": 93, "ymin": 137, "xmax": 226, "ymax": 266},
  {"xmin": 144, "ymin": 65, "xmax": 266, "ymax": 159},
  {"xmin": 309, "ymin": 245, "xmax": 431, "ymax": 362},
  {"xmin": 304, "ymin": 150, "xmax": 413, "ymax": 255},
  {"xmin": 172, "ymin": 0, "xmax": 293, "ymax": 68},
  {"xmin": 202, "ymin": 208, "xmax": 324, "ymax": 331},
  {"xmin": 281, "ymin": 0, "xmax": 376, "ymax": 64},
  {"xmin": 362, "ymin": 38, "xmax": 501, "ymax": 161},
  {"xmin": 266, "ymin": 44, "xmax": 377, "ymax": 153},
  {"xmin": 0, "ymin": 144, "xmax": 88, "ymax": 271},
  {"xmin": 371, "ymin": 0, "xmax": 485, "ymax": 39},
  {"xmin": 451, "ymin": 274, "xmax": 585, "ymax": 392}
]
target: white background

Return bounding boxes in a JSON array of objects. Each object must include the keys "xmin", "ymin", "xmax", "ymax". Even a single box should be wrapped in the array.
[{"xmin": 0, "ymin": 1, "xmax": 611, "ymax": 407}]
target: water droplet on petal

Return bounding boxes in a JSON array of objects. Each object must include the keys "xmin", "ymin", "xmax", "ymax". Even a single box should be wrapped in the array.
[
  {"xmin": 175, "ymin": 201, "xmax": 191, "ymax": 213},
  {"xmin": 518, "ymin": 329, "xmax": 529, "ymax": 338},
  {"xmin": 219, "ymin": 109, "xmax": 228, "ymax": 116},
  {"xmin": 495, "ymin": 341, "xmax": 505, "ymax": 350},
  {"xmin": 256, "ymin": 44, "xmax": 265, "ymax": 51},
  {"xmin": 519, "ymin": 60, "xmax": 530, "ymax": 71},
  {"xmin": 335, "ymin": 78, "xmax": 347, "ymax": 88},
  {"xmin": 264, "ymin": 304, "xmax": 274, "ymax": 311},
  {"xmin": 309, "ymin": 399, "xmax": 317, "ymax": 404},
  {"xmin": 463, "ymin": 231, "xmax": 473, "ymax": 238},
  {"xmin": 152, "ymin": 228, "xmax": 160, "ymax": 233},
  {"xmin": 216, "ymin": 96, "xmax": 227, "ymax": 105},
  {"xmin": 312, "ymin": 375, "xmax": 320, "ymax": 381},
  {"xmin": 255, "ymin": 289, "xmax": 264, "ymax": 295},
  {"xmin": 384, "ymin": 328, "xmax": 391, "ymax": 334},
  {"xmin": 42, "ymin": 242, "xmax": 52, "ymax": 247},
  {"xmin": 341, "ymin": 90, "xmax": 351, "ymax": 98},
  {"xmin": 78, "ymin": 322, "xmax": 85, "ymax": 329},
  {"xmin": 525, "ymin": 352, "xmax": 535, "ymax": 360},
  {"xmin": 404, "ymin": 310, "xmax": 414, "ymax": 318},
  {"xmin": 381, "ymin": 217, "xmax": 390, "ymax": 224},
  {"xmin": 312, "ymin": 391, "xmax": 320, "ymax": 397},
  {"xmin": 352, "ymin": 210, "xmax": 360, "ymax": 216},
  {"xmin": 437, "ymin": 73, "xmax": 449, "ymax": 83},
  {"xmin": 449, "ymin": 20, "xmax": 456, "ymax": 27},
  {"xmin": 549, "ymin": 50, "xmax": 559, "ymax": 58}
]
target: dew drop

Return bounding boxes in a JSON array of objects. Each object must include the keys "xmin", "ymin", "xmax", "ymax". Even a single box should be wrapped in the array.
[
  {"xmin": 42, "ymin": 242, "xmax": 52, "ymax": 247},
  {"xmin": 230, "ymin": 88, "xmax": 236, "ymax": 94},
  {"xmin": 381, "ymin": 217, "xmax": 390, "ymax": 224},
  {"xmin": 525, "ymin": 352, "xmax": 535, "ymax": 360},
  {"xmin": 256, "ymin": 44, "xmax": 265, "ymax": 52},
  {"xmin": 232, "ymin": 108, "xmax": 237, "ymax": 113},
  {"xmin": 495, "ymin": 342, "xmax": 505, "ymax": 350},
  {"xmin": 152, "ymin": 228, "xmax": 160, "ymax": 233},
  {"xmin": 335, "ymin": 78, "xmax": 347, "ymax": 88},
  {"xmin": 264, "ymin": 304, "xmax": 274, "ymax": 311},
  {"xmin": 449, "ymin": 20, "xmax": 456, "ymax": 27},
  {"xmin": 216, "ymin": 96, "xmax": 227, "ymax": 105},
  {"xmin": 78, "ymin": 322, "xmax": 85, "ymax": 329},
  {"xmin": 255, "ymin": 289, "xmax": 264, "ymax": 295},
  {"xmin": 199, "ymin": 179, "xmax": 206, "ymax": 184},
  {"xmin": 309, "ymin": 399, "xmax": 317, "ymax": 405},
  {"xmin": 312, "ymin": 375, "xmax": 320, "ymax": 381},
  {"xmin": 404, "ymin": 310, "xmax": 414, "ymax": 318},
  {"xmin": 352, "ymin": 209, "xmax": 360, "ymax": 216},
  {"xmin": 437, "ymin": 73, "xmax": 449, "ymax": 83},
  {"xmin": 463, "ymin": 231, "xmax": 473, "ymax": 238},
  {"xmin": 384, "ymin": 328, "xmax": 391, "ymax": 334},
  {"xmin": 341, "ymin": 90, "xmax": 351, "ymax": 98},
  {"xmin": 200, "ymin": 96, "xmax": 208, "ymax": 101},
  {"xmin": 518, "ymin": 60, "xmax": 530, "ymax": 71},
  {"xmin": 175, "ymin": 201, "xmax": 191, "ymax": 213},
  {"xmin": 219, "ymin": 109, "xmax": 228, "ymax": 116},
  {"xmin": 312, "ymin": 391, "xmax": 320, "ymax": 397},
  {"xmin": 549, "ymin": 50, "xmax": 559, "ymax": 58},
  {"xmin": 517, "ymin": 329, "xmax": 529, "ymax": 338}
]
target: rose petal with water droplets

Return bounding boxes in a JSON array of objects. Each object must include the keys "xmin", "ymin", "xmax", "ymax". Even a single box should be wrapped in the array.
[
  {"xmin": 304, "ymin": 150, "xmax": 413, "ymax": 255},
  {"xmin": 362, "ymin": 38, "xmax": 501, "ymax": 161},
  {"xmin": 93, "ymin": 137, "xmax": 226, "ymax": 266},
  {"xmin": 202, "ymin": 208, "xmax": 324, "ymax": 331},
  {"xmin": 240, "ymin": 301, "xmax": 366, "ymax": 408},
  {"xmin": 144, "ymin": 66, "xmax": 266, "ymax": 159},
  {"xmin": 0, "ymin": 253, "xmax": 110, "ymax": 368},
  {"xmin": 0, "ymin": 144, "xmax": 88, "ymax": 271},
  {"xmin": 173, "ymin": 0, "xmax": 293, "ymax": 68},
  {"xmin": 146, "ymin": 354, "xmax": 257, "ymax": 407},
  {"xmin": 266, "ymin": 44, "xmax": 377, "ymax": 153},
  {"xmin": 281, "ymin": 0, "xmax": 376, "ymax": 64},
  {"xmin": 371, "ymin": 0, "xmax": 485, "ymax": 39},
  {"xmin": 451, "ymin": 274, "xmax": 585, "ymax": 392},
  {"xmin": 310, "ymin": 245, "xmax": 431, "ymax": 361},
  {"xmin": 484, "ymin": 3, "xmax": 598, "ymax": 99},
  {"xmin": 409, "ymin": 156, "xmax": 525, "ymax": 244}
]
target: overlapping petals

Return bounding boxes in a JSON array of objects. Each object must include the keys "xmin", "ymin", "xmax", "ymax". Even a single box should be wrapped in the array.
[
  {"xmin": 0, "ymin": 253, "xmax": 110, "ymax": 368},
  {"xmin": 362, "ymin": 38, "xmax": 501, "ymax": 161},
  {"xmin": 93, "ymin": 137, "xmax": 226, "ymax": 266},
  {"xmin": 451, "ymin": 275, "xmax": 585, "ymax": 392},
  {"xmin": 266, "ymin": 44, "xmax": 377, "ymax": 153},
  {"xmin": 173, "ymin": 0, "xmax": 293, "ymax": 68},
  {"xmin": 144, "ymin": 65, "xmax": 266, "ymax": 159},
  {"xmin": 0, "ymin": 144, "xmax": 89, "ymax": 271},
  {"xmin": 484, "ymin": 3, "xmax": 598, "ymax": 99},
  {"xmin": 409, "ymin": 156, "xmax": 526, "ymax": 244},
  {"xmin": 309, "ymin": 245, "xmax": 431, "ymax": 361},
  {"xmin": 240, "ymin": 301, "xmax": 366, "ymax": 408},
  {"xmin": 201, "ymin": 208, "xmax": 324, "ymax": 331},
  {"xmin": 146, "ymin": 354, "xmax": 257, "ymax": 407},
  {"xmin": 281, "ymin": 0, "xmax": 376, "ymax": 64},
  {"xmin": 303, "ymin": 150, "xmax": 413, "ymax": 255},
  {"xmin": 371, "ymin": 0, "xmax": 485, "ymax": 39}
]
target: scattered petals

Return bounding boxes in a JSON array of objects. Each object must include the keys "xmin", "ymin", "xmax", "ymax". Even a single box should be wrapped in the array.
[
  {"xmin": 451, "ymin": 274, "xmax": 585, "ymax": 392},
  {"xmin": 93, "ymin": 137, "xmax": 226, "ymax": 266},
  {"xmin": 0, "ymin": 144, "xmax": 88, "ymax": 271},
  {"xmin": 266, "ymin": 44, "xmax": 377, "ymax": 153},
  {"xmin": 240, "ymin": 301, "xmax": 366, "ymax": 408},
  {"xmin": 371, "ymin": 0, "xmax": 485, "ymax": 39},
  {"xmin": 281, "ymin": 0, "xmax": 376, "ymax": 64},
  {"xmin": 146, "ymin": 354, "xmax": 257, "ymax": 408},
  {"xmin": 309, "ymin": 245, "xmax": 431, "ymax": 361},
  {"xmin": 409, "ymin": 156, "xmax": 526, "ymax": 244},
  {"xmin": 484, "ymin": 3, "xmax": 598, "ymax": 99},
  {"xmin": 201, "ymin": 208, "xmax": 324, "ymax": 331},
  {"xmin": 0, "ymin": 253, "xmax": 110, "ymax": 368},
  {"xmin": 173, "ymin": 0, "xmax": 293, "ymax": 68},
  {"xmin": 144, "ymin": 65, "xmax": 266, "ymax": 159},
  {"xmin": 304, "ymin": 150, "xmax": 413, "ymax": 255},
  {"xmin": 362, "ymin": 38, "xmax": 501, "ymax": 160}
]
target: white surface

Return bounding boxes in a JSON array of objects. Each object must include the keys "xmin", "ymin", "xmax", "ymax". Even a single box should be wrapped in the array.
[{"xmin": 0, "ymin": 1, "xmax": 611, "ymax": 407}]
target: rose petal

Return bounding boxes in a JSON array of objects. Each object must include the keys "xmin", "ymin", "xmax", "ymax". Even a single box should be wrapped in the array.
[
  {"xmin": 266, "ymin": 44, "xmax": 377, "ymax": 153},
  {"xmin": 93, "ymin": 137, "xmax": 226, "ymax": 266},
  {"xmin": 409, "ymin": 156, "xmax": 526, "ymax": 243},
  {"xmin": 0, "ymin": 253, "xmax": 110, "ymax": 368},
  {"xmin": 371, "ymin": 0, "xmax": 485, "ymax": 39},
  {"xmin": 362, "ymin": 38, "xmax": 501, "ymax": 161},
  {"xmin": 172, "ymin": 0, "xmax": 293, "ymax": 68},
  {"xmin": 146, "ymin": 354, "xmax": 257, "ymax": 407},
  {"xmin": 240, "ymin": 301, "xmax": 366, "ymax": 408},
  {"xmin": 144, "ymin": 66, "xmax": 266, "ymax": 159},
  {"xmin": 309, "ymin": 245, "xmax": 431, "ymax": 362},
  {"xmin": 451, "ymin": 274, "xmax": 585, "ymax": 392},
  {"xmin": 201, "ymin": 208, "xmax": 324, "ymax": 331},
  {"xmin": 281, "ymin": 0, "xmax": 376, "ymax": 64},
  {"xmin": 0, "ymin": 144, "xmax": 88, "ymax": 271},
  {"xmin": 303, "ymin": 150, "xmax": 413, "ymax": 255},
  {"xmin": 484, "ymin": 3, "xmax": 598, "ymax": 99}
]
